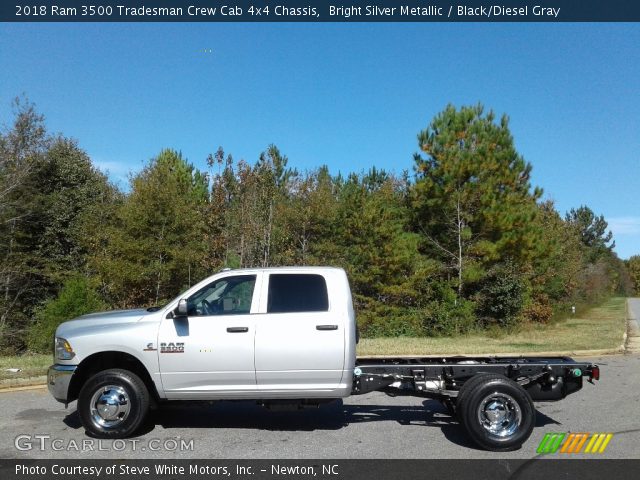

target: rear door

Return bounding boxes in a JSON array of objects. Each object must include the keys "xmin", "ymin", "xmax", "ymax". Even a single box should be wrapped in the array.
[{"xmin": 254, "ymin": 272, "xmax": 345, "ymax": 391}]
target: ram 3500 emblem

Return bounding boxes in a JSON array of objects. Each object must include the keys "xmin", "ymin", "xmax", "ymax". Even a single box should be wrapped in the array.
[{"xmin": 160, "ymin": 342, "xmax": 185, "ymax": 353}]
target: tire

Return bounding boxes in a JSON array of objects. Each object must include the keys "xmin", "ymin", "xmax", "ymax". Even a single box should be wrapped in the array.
[
  {"xmin": 458, "ymin": 374, "xmax": 535, "ymax": 452},
  {"xmin": 78, "ymin": 368, "xmax": 149, "ymax": 438},
  {"xmin": 455, "ymin": 373, "xmax": 495, "ymax": 425}
]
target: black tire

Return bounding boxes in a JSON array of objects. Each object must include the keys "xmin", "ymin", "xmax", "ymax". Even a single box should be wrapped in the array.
[
  {"xmin": 455, "ymin": 373, "xmax": 495, "ymax": 425},
  {"xmin": 458, "ymin": 374, "xmax": 535, "ymax": 452},
  {"xmin": 78, "ymin": 368, "xmax": 149, "ymax": 438}
]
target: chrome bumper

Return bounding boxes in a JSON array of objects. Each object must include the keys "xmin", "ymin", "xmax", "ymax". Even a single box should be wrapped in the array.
[{"xmin": 47, "ymin": 364, "xmax": 77, "ymax": 404}]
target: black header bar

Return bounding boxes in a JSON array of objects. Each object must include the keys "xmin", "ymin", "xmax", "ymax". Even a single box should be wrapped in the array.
[{"xmin": 2, "ymin": 1, "xmax": 640, "ymax": 22}]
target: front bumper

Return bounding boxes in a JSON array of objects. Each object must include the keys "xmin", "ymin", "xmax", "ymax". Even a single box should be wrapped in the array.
[{"xmin": 47, "ymin": 364, "xmax": 77, "ymax": 404}]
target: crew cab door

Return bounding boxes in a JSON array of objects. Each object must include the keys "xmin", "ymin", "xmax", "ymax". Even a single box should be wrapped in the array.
[
  {"xmin": 254, "ymin": 272, "xmax": 345, "ymax": 391},
  {"xmin": 158, "ymin": 273, "xmax": 260, "ymax": 398}
]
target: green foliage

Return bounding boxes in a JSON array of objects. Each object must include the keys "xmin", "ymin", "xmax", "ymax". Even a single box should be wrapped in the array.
[
  {"xmin": 0, "ymin": 98, "xmax": 113, "ymax": 352},
  {"xmin": 474, "ymin": 264, "xmax": 525, "ymax": 327},
  {"xmin": 1, "ymin": 99, "xmax": 630, "ymax": 350},
  {"xmin": 357, "ymin": 305, "xmax": 425, "ymax": 337},
  {"xmin": 411, "ymin": 104, "xmax": 542, "ymax": 326},
  {"xmin": 30, "ymin": 138, "xmax": 114, "ymax": 282},
  {"xmin": 422, "ymin": 298, "xmax": 477, "ymax": 336},
  {"xmin": 0, "ymin": 98, "xmax": 50, "ymax": 352},
  {"xmin": 90, "ymin": 149, "xmax": 209, "ymax": 307},
  {"xmin": 565, "ymin": 206, "xmax": 615, "ymax": 260},
  {"xmin": 627, "ymin": 256, "xmax": 640, "ymax": 295},
  {"xmin": 27, "ymin": 276, "xmax": 105, "ymax": 353}
]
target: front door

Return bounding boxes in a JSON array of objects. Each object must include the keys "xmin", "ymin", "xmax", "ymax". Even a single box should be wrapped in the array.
[{"xmin": 158, "ymin": 274, "xmax": 259, "ymax": 398}]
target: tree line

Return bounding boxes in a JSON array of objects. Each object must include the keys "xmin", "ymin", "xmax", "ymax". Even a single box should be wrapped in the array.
[{"xmin": 0, "ymin": 98, "xmax": 634, "ymax": 353}]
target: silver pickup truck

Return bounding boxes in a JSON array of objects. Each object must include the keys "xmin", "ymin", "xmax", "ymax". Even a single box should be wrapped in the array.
[{"xmin": 48, "ymin": 266, "xmax": 599, "ymax": 451}]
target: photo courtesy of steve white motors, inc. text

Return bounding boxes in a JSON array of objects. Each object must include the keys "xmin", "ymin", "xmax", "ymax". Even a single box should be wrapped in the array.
[{"xmin": 14, "ymin": 463, "xmax": 339, "ymax": 477}]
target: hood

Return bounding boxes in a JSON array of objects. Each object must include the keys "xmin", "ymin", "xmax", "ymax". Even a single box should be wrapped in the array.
[
  {"xmin": 77, "ymin": 308, "xmax": 150, "ymax": 322},
  {"xmin": 56, "ymin": 308, "xmax": 154, "ymax": 338}
]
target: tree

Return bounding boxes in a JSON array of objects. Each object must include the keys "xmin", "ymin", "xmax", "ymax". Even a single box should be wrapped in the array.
[
  {"xmin": 565, "ymin": 206, "xmax": 615, "ymax": 260},
  {"xmin": 31, "ymin": 138, "xmax": 114, "ymax": 282},
  {"xmin": 519, "ymin": 201, "xmax": 583, "ymax": 322},
  {"xmin": 277, "ymin": 165, "xmax": 338, "ymax": 266},
  {"xmin": 325, "ymin": 170, "xmax": 428, "ymax": 336},
  {"xmin": 0, "ymin": 98, "xmax": 115, "ymax": 351},
  {"xmin": 91, "ymin": 149, "xmax": 209, "ymax": 307},
  {"xmin": 0, "ymin": 98, "xmax": 49, "ymax": 350},
  {"xmin": 412, "ymin": 104, "xmax": 542, "ymax": 308},
  {"xmin": 626, "ymin": 256, "xmax": 640, "ymax": 295},
  {"xmin": 252, "ymin": 145, "xmax": 294, "ymax": 267},
  {"xmin": 206, "ymin": 145, "xmax": 295, "ymax": 269}
]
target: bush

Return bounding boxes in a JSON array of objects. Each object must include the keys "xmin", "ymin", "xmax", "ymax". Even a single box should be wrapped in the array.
[
  {"xmin": 27, "ymin": 276, "xmax": 106, "ymax": 353},
  {"xmin": 475, "ymin": 264, "xmax": 525, "ymax": 327},
  {"xmin": 358, "ymin": 312, "xmax": 425, "ymax": 337},
  {"xmin": 522, "ymin": 296, "xmax": 553, "ymax": 323},
  {"xmin": 356, "ymin": 300, "xmax": 425, "ymax": 337},
  {"xmin": 422, "ymin": 299, "xmax": 477, "ymax": 336}
]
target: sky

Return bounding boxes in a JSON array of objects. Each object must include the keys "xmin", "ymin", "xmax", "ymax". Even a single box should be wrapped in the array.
[{"xmin": 1, "ymin": 22, "xmax": 638, "ymax": 258}]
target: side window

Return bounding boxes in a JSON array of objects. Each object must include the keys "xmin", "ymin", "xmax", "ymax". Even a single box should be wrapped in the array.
[
  {"xmin": 187, "ymin": 275, "xmax": 256, "ymax": 316},
  {"xmin": 267, "ymin": 274, "xmax": 329, "ymax": 313}
]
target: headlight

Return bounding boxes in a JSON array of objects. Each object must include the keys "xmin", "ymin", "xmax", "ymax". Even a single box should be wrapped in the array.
[{"xmin": 55, "ymin": 337, "xmax": 75, "ymax": 360}]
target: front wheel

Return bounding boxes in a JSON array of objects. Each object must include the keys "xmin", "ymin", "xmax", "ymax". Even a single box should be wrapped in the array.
[
  {"xmin": 458, "ymin": 374, "xmax": 535, "ymax": 451},
  {"xmin": 78, "ymin": 368, "xmax": 149, "ymax": 438}
]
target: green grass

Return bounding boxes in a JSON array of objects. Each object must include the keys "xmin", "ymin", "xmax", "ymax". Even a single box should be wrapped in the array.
[
  {"xmin": 0, "ymin": 353, "xmax": 51, "ymax": 382},
  {"xmin": 0, "ymin": 298, "xmax": 628, "ymax": 384},
  {"xmin": 357, "ymin": 297, "xmax": 627, "ymax": 356}
]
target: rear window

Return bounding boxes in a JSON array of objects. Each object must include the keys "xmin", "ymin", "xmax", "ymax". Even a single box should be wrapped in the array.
[{"xmin": 267, "ymin": 274, "xmax": 329, "ymax": 313}]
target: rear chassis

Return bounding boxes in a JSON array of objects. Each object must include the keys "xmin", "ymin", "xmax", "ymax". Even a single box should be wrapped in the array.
[
  {"xmin": 351, "ymin": 355, "xmax": 599, "ymax": 451},
  {"xmin": 353, "ymin": 355, "xmax": 599, "ymax": 400}
]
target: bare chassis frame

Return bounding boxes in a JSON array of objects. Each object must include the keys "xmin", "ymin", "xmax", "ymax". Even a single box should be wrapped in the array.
[{"xmin": 352, "ymin": 356, "xmax": 599, "ymax": 402}]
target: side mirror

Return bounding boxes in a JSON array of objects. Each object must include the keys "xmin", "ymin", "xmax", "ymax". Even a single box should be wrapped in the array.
[{"xmin": 177, "ymin": 299, "xmax": 188, "ymax": 316}]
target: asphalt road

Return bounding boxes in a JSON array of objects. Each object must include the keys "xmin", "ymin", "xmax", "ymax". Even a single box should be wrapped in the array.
[{"xmin": 1, "ymin": 352, "xmax": 639, "ymax": 460}]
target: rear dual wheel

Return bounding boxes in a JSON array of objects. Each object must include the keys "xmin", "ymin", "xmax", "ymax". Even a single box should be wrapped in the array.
[{"xmin": 455, "ymin": 374, "xmax": 535, "ymax": 451}]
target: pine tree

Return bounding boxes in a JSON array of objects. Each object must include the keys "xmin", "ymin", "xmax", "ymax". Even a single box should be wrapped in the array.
[{"xmin": 412, "ymin": 104, "xmax": 543, "ymax": 321}]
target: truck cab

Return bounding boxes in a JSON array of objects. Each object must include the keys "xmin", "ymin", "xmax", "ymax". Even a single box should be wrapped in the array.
[{"xmin": 156, "ymin": 267, "xmax": 356, "ymax": 398}]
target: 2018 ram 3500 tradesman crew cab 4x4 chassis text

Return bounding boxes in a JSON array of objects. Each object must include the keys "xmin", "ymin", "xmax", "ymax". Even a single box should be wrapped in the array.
[{"xmin": 48, "ymin": 267, "xmax": 599, "ymax": 451}]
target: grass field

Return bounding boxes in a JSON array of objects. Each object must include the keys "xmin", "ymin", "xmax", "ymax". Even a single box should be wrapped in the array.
[
  {"xmin": 0, "ymin": 297, "xmax": 628, "ymax": 384},
  {"xmin": 0, "ymin": 352, "xmax": 51, "ymax": 382},
  {"xmin": 357, "ymin": 297, "xmax": 627, "ymax": 356}
]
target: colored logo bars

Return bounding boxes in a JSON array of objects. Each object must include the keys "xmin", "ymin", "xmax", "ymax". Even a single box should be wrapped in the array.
[{"xmin": 537, "ymin": 433, "xmax": 613, "ymax": 454}]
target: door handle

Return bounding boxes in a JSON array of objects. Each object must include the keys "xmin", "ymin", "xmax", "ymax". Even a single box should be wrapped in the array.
[
  {"xmin": 226, "ymin": 327, "xmax": 249, "ymax": 333},
  {"xmin": 316, "ymin": 325, "xmax": 338, "ymax": 331}
]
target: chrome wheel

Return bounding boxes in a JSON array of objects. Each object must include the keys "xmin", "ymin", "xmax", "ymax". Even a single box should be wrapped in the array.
[
  {"xmin": 89, "ymin": 385, "xmax": 131, "ymax": 429},
  {"xmin": 476, "ymin": 392, "xmax": 522, "ymax": 438}
]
